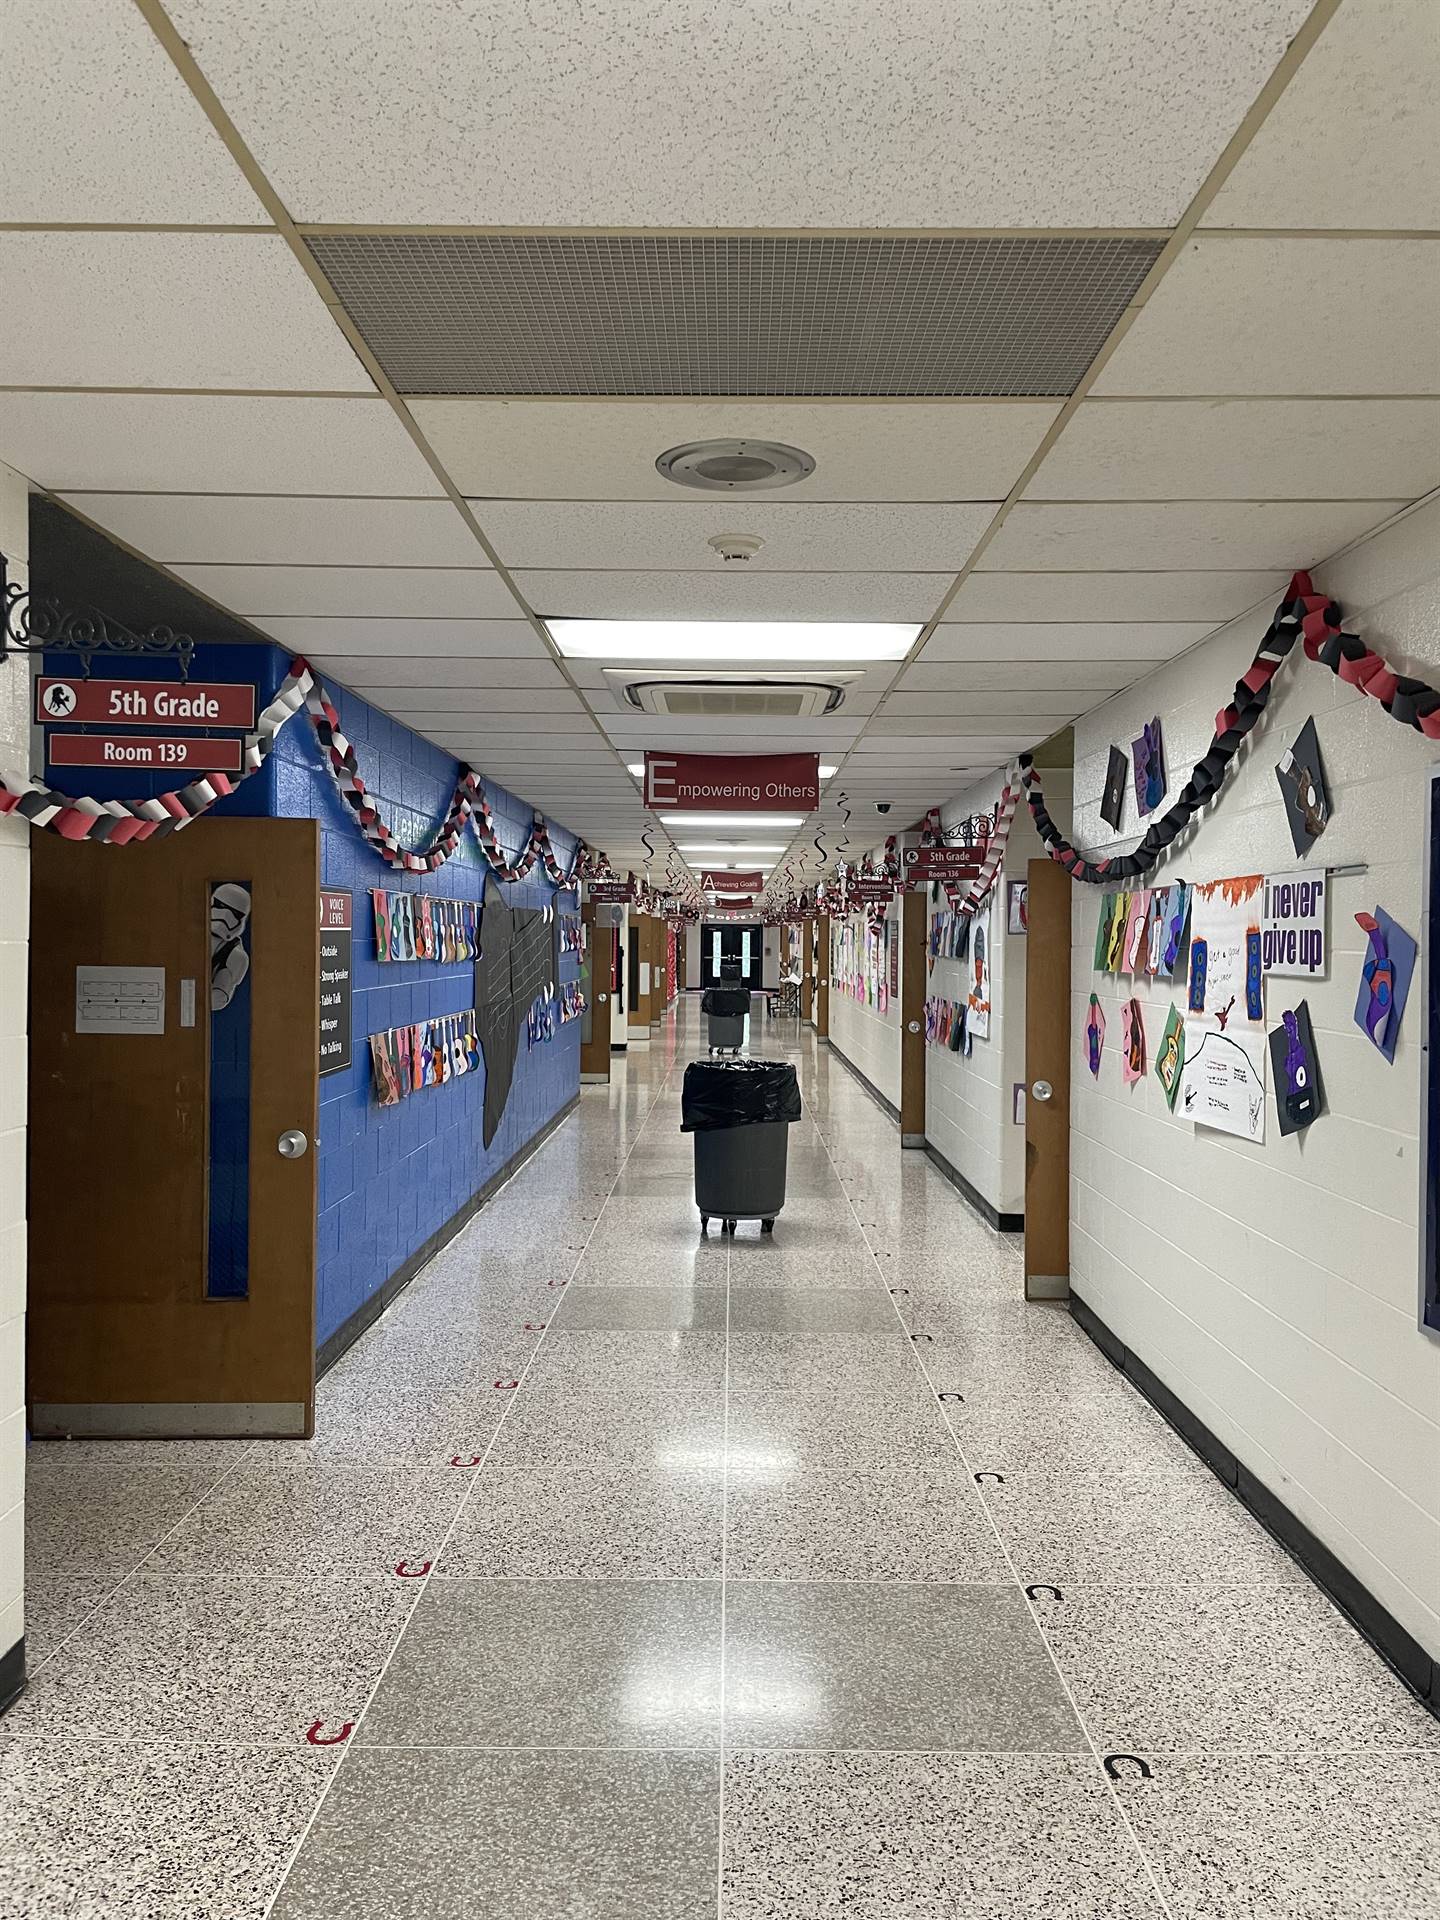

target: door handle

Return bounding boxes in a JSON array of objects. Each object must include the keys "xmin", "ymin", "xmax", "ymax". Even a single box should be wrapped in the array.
[
  {"xmin": 596, "ymin": 991, "xmax": 609, "ymax": 1004},
  {"xmin": 1030, "ymin": 1080, "xmax": 1053, "ymax": 1103},
  {"xmin": 277, "ymin": 1128, "xmax": 309, "ymax": 1159}
]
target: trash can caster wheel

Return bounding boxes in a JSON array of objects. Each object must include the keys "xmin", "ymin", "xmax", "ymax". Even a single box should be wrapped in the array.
[
  {"xmin": 761, "ymin": 1218, "xmax": 775, "ymax": 1234},
  {"xmin": 724, "ymin": 1218, "xmax": 737, "ymax": 1235},
  {"xmin": 699, "ymin": 1215, "xmax": 709, "ymax": 1236}
]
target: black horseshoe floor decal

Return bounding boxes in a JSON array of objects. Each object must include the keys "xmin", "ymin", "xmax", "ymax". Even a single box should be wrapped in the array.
[{"xmin": 1103, "ymin": 1754, "xmax": 1152, "ymax": 1782}]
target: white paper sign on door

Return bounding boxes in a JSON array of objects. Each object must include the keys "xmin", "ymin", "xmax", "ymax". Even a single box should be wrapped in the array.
[{"xmin": 75, "ymin": 965, "xmax": 166, "ymax": 1035}]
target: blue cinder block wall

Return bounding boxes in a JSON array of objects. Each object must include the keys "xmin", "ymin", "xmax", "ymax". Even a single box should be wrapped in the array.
[{"xmin": 45, "ymin": 640, "xmax": 582, "ymax": 1352}]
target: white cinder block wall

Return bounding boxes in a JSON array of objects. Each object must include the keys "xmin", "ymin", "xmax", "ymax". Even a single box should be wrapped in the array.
[
  {"xmin": 924, "ymin": 769, "xmax": 1067, "ymax": 1219},
  {"xmin": 1068, "ymin": 498, "xmax": 1440, "ymax": 1663},
  {"xmin": 828, "ymin": 862, "xmax": 902, "ymax": 1111},
  {"xmin": 0, "ymin": 464, "xmax": 30, "ymax": 1686}
]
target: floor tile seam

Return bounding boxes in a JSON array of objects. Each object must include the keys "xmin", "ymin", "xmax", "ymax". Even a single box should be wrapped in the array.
[
  {"xmin": 715, "ymin": 1219, "xmax": 732, "ymax": 1920},
  {"xmin": 22, "ymin": 1441, "xmax": 262, "ymax": 1685},
  {"xmin": 810, "ymin": 1098, "xmax": 1181, "ymax": 1920},
  {"xmin": 259, "ymin": 1033, "xmax": 686, "ymax": 1917}
]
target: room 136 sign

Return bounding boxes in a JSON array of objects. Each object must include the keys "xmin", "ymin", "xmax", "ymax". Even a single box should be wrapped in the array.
[{"xmin": 1262, "ymin": 869, "xmax": 1327, "ymax": 978}]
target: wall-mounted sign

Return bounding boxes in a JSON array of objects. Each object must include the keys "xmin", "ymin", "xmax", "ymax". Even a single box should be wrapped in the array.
[
  {"xmin": 318, "ymin": 890, "xmax": 353, "ymax": 1076},
  {"xmin": 851, "ymin": 876, "xmax": 896, "ymax": 901},
  {"xmin": 699, "ymin": 869, "xmax": 764, "ymax": 893},
  {"xmin": 588, "ymin": 879, "xmax": 634, "ymax": 903},
  {"xmin": 644, "ymin": 751, "xmax": 820, "ymax": 812},
  {"xmin": 902, "ymin": 845, "xmax": 982, "ymax": 885},
  {"xmin": 47, "ymin": 733, "xmax": 244, "ymax": 772},
  {"xmin": 36, "ymin": 677, "xmax": 256, "ymax": 729},
  {"xmin": 1261, "ymin": 868, "xmax": 1326, "ymax": 978}
]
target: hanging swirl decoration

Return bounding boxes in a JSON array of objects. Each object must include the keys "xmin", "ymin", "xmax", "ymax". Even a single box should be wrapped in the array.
[{"xmin": 0, "ymin": 654, "xmax": 589, "ymax": 886}]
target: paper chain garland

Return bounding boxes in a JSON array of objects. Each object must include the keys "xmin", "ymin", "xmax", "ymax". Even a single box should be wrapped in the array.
[
  {"xmin": 1019, "ymin": 569, "xmax": 1440, "ymax": 884},
  {"xmin": 0, "ymin": 654, "xmax": 590, "ymax": 886}
]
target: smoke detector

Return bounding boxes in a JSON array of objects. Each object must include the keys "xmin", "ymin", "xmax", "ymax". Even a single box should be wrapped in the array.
[
  {"xmin": 656, "ymin": 438, "xmax": 815, "ymax": 492},
  {"xmin": 706, "ymin": 532, "xmax": 765, "ymax": 564}
]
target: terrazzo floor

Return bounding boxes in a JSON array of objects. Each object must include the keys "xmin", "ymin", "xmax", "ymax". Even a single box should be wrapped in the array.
[{"xmin": 4, "ymin": 999, "xmax": 1438, "ymax": 1916}]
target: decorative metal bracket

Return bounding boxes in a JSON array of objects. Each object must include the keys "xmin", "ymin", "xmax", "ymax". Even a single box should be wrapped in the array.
[{"xmin": 2, "ymin": 550, "xmax": 195, "ymax": 676}]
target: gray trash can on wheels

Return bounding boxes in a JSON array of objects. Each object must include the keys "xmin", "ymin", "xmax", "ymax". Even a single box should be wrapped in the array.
[
  {"xmin": 682, "ymin": 1057, "xmax": 803, "ymax": 1236},
  {"xmin": 701, "ymin": 986, "xmax": 750, "ymax": 1055}
]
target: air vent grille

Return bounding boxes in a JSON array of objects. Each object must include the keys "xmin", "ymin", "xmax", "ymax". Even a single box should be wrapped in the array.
[
  {"xmin": 623, "ymin": 678, "xmax": 842, "ymax": 717},
  {"xmin": 306, "ymin": 233, "xmax": 1163, "ymax": 398}
]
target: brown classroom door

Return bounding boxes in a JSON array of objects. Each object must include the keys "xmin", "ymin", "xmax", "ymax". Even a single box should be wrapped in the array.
[
  {"xmin": 899, "ymin": 892, "xmax": 926, "ymax": 1147},
  {"xmin": 579, "ymin": 901, "xmax": 611, "ymax": 1082},
  {"xmin": 1023, "ymin": 856, "xmax": 1072, "ymax": 1300},
  {"xmin": 27, "ymin": 818, "xmax": 320, "ymax": 1437}
]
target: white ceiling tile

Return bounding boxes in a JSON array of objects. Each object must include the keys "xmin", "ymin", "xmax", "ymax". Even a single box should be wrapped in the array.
[
  {"xmin": 386, "ymin": 690, "xmax": 586, "ymax": 715},
  {"xmin": 174, "ymin": 565, "xmax": 514, "ymax": 620},
  {"xmin": 476, "ymin": 501, "xmax": 995, "ymax": 574},
  {"xmin": 850, "ymin": 734, "xmax": 1034, "ymax": 754},
  {"xmin": 0, "ymin": 233, "xmax": 371, "ymax": 392},
  {"xmin": 950, "ymin": 569, "xmax": 1288, "ymax": 622},
  {"xmin": 863, "ymin": 715, "xmax": 1059, "ymax": 741},
  {"xmin": 899, "ymin": 660, "xmax": 1136, "ymax": 694},
  {"xmin": 166, "ymin": 0, "xmax": 1310, "ymax": 226},
  {"xmin": 4, "ymin": 0, "xmax": 267, "ymax": 222},
  {"xmin": 419, "ymin": 400, "xmax": 1063, "ymax": 502},
  {"xmin": 518, "ymin": 570, "xmax": 946, "ymax": 622},
  {"xmin": 923, "ymin": 621, "xmax": 1213, "ymax": 663},
  {"xmin": 1206, "ymin": 0, "xmax": 1440, "ymax": 229},
  {"xmin": 983, "ymin": 501, "xmax": 1407, "ymax": 572},
  {"xmin": 312, "ymin": 657, "xmax": 563, "ymax": 691},
  {"xmin": 882, "ymin": 691, "xmax": 1083, "ymax": 720},
  {"xmin": 1094, "ymin": 238, "xmax": 1440, "ymax": 397},
  {"xmin": 1027, "ymin": 399, "xmax": 1440, "ymax": 501},
  {"xmin": 0, "ymin": 394, "xmax": 443, "ymax": 495},
  {"xmin": 61, "ymin": 495, "xmax": 485, "ymax": 569},
  {"xmin": 434, "ymin": 713, "xmax": 599, "ymax": 735},
  {"xmin": 260, "ymin": 617, "xmax": 546, "ymax": 658}
]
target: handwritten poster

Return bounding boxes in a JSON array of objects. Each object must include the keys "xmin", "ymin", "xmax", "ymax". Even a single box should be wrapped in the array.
[{"xmin": 1180, "ymin": 875, "xmax": 1266, "ymax": 1142}]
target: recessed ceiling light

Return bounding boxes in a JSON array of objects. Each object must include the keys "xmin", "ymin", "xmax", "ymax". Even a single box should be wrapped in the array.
[
  {"xmin": 660, "ymin": 813, "xmax": 804, "ymax": 829},
  {"xmin": 678, "ymin": 843, "xmax": 787, "ymax": 855},
  {"xmin": 546, "ymin": 620, "xmax": 920, "ymax": 662},
  {"xmin": 819, "ymin": 764, "xmax": 839, "ymax": 778},
  {"xmin": 656, "ymin": 439, "xmax": 815, "ymax": 493},
  {"xmin": 625, "ymin": 762, "xmax": 644, "ymax": 776}
]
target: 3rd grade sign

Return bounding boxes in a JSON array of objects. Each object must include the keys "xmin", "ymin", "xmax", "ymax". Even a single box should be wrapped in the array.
[{"xmin": 644, "ymin": 752, "xmax": 819, "ymax": 812}]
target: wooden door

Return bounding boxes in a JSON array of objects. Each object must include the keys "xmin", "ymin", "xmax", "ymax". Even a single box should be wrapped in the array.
[
  {"xmin": 815, "ymin": 914, "xmax": 830, "ymax": 1037},
  {"xmin": 800, "ymin": 916, "xmax": 814, "ymax": 1019},
  {"xmin": 900, "ymin": 892, "xmax": 927, "ymax": 1146},
  {"xmin": 27, "ymin": 818, "xmax": 320, "ymax": 1436},
  {"xmin": 579, "ymin": 900, "xmax": 611, "ymax": 1083},
  {"xmin": 1023, "ymin": 856, "xmax": 1072, "ymax": 1299}
]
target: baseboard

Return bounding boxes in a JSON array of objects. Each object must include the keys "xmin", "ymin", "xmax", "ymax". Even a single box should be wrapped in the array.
[
  {"xmin": 825, "ymin": 1038, "xmax": 902, "ymax": 1125},
  {"xmin": 580, "ymin": 1071, "xmax": 610, "ymax": 1084},
  {"xmin": 316, "ymin": 1093, "xmax": 580, "ymax": 1380},
  {"xmin": 0, "ymin": 1638, "xmax": 23, "ymax": 1718},
  {"xmin": 1069, "ymin": 1290, "xmax": 1439, "ymax": 1722},
  {"xmin": 923, "ymin": 1141, "xmax": 1024, "ymax": 1234}
]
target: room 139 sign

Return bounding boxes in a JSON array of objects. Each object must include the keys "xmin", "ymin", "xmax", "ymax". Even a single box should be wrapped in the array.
[{"xmin": 1262, "ymin": 868, "xmax": 1327, "ymax": 978}]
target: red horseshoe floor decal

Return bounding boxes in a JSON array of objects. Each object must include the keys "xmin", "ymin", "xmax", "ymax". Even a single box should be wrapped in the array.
[
  {"xmin": 394, "ymin": 1560, "xmax": 431, "ymax": 1578},
  {"xmin": 306, "ymin": 1720, "xmax": 354, "ymax": 1746}
]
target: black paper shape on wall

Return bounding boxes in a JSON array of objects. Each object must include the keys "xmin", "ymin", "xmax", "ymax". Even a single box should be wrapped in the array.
[
  {"xmin": 1276, "ymin": 716, "xmax": 1329, "ymax": 859},
  {"xmin": 1100, "ymin": 745, "xmax": 1128, "ymax": 830},
  {"xmin": 475, "ymin": 895, "xmax": 560, "ymax": 1148},
  {"xmin": 1267, "ymin": 998, "xmax": 1324, "ymax": 1136}
]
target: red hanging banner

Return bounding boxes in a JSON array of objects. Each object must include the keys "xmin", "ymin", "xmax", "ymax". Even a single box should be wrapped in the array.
[
  {"xmin": 699, "ymin": 869, "xmax": 765, "ymax": 893},
  {"xmin": 644, "ymin": 752, "xmax": 819, "ymax": 812},
  {"xmin": 46, "ymin": 733, "xmax": 244, "ymax": 772},
  {"xmin": 36, "ymin": 677, "xmax": 257, "ymax": 728}
]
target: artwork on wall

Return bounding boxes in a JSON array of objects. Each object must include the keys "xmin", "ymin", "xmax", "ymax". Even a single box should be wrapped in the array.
[
  {"xmin": 924, "ymin": 995, "xmax": 971, "ymax": 1057},
  {"xmin": 1154, "ymin": 882, "xmax": 1191, "ymax": 977},
  {"xmin": 1180, "ymin": 874, "xmax": 1267, "ymax": 1142},
  {"xmin": 1085, "ymin": 994, "xmax": 1105, "ymax": 1077},
  {"xmin": 1276, "ymin": 717, "xmax": 1330, "ymax": 859},
  {"xmin": 1098, "ymin": 892, "xmax": 1129, "ymax": 972},
  {"xmin": 1155, "ymin": 1004, "xmax": 1185, "ymax": 1110},
  {"xmin": 1132, "ymin": 717, "xmax": 1166, "ymax": 817},
  {"xmin": 1262, "ymin": 869, "xmax": 1327, "ymax": 979},
  {"xmin": 967, "ymin": 902, "xmax": 992, "ymax": 1038},
  {"xmin": 1006, "ymin": 880, "xmax": 1028, "ymax": 935},
  {"xmin": 1122, "ymin": 889, "xmax": 1151, "ymax": 973},
  {"xmin": 1120, "ymin": 998, "xmax": 1146, "ymax": 1084},
  {"xmin": 1353, "ymin": 908, "xmax": 1415, "ymax": 1063},
  {"xmin": 1268, "ymin": 999, "xmax": 1324, "ymax": 1135},
  {"xmin": 1100, "ymin": 745, "xmax": 1128, "ymax": 829},
  {"xmin": 372, "ymin": 889, "xmax": 480, "ymax": 963},
  {"xmin": 369, "ymin": 1011, "xmax": 481, "ymax": 1108}
]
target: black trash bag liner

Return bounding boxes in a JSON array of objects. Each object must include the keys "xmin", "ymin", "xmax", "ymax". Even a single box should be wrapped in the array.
[
  {"xmin": 701, "ymin": 987, "xmax": 752, "ymax": 1016},
  {"xmin": 682, "ymin": 1058, "xmax": 803, "ymax": 1132}
]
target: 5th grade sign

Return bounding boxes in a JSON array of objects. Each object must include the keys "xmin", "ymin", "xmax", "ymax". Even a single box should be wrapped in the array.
[{"xmin": 1262, "ymin": 869, "xmax": 1327, "ymax": 978}]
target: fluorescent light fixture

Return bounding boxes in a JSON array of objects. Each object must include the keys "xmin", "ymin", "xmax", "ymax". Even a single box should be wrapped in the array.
[
  {"xmin": 625, "ymin": 762, "xmax": 644, "ymax": 776},
  {"xmin": 546, "ymin": 619, "xmax": 921, "ymax": 662},
  {"xmin": 660, "ymin": 813, "xmax": 803, "ymax": 829},
  {"xmin": 677, "ymin": 843, "xmax": 787, "ymax": 855},
  {"xmin": 819, "ymin": 764, "xmax": 839, "ymax": 778}
]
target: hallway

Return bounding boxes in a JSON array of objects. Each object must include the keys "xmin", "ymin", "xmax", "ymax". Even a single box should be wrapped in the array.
[{"xmin": 3, "ymin": 999, "xmax": 1436, "ymax": 1917}]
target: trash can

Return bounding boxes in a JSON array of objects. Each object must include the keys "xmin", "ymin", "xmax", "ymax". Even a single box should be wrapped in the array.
[
  {"xmin": 701, "ymin": 986, "xmax": 750, "ymax": 1055},
  {"xmin": 681, "ymin": 1057, "xmax": 802, "ymax": 1235}
]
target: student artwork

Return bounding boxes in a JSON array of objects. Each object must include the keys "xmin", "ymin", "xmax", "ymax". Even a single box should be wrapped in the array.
[
  {"xmin": 1262, "ymin": 870, "xmax": 1326, "ymax": 979},
  {"xmin": 1132, "ymin": 717, "xmax": 1166, "ymax": 817},
  {"xmin": 559, "ymin": 917, "xmax": 584, "ymax": 958},
  {"xmin": 1180, "ymin": 875, "xmax": 1267, "ymax": 1142},
  {"xmin": 368, "ymin": 1010, "xmax": 481, "ymax": 1106},
  {"xmin": 1122, "ymin": 890, "xmax": 1151, "ymax": 974},
  {"xmin": 1120, "ymin": 998, "xmax": 1146, "ymax": 1084},
  {"xmin": 1154, "ymin": 1004, "xmax": 1185, "ymax": 1111},
  {"xmin": 1093, "ymin": 891, "xmax": 1129, "ymax": 973},
  {"xmin": 372, "ymin": 890, "xmax": 480, "ymax": 964},
  {"xmin": 556, "ymin": 980, "xmax": 587, "ymax": 1024},
  {"xmin": 966, "ymin": 903, "xmax": 992, "ymax": 1039},
  {"xmin": 1276, "ymin": 717, "xmax": 1330, "ymax": 860},
  {"xmin": 1100, "ymin": 745, "xmax": 1128, "ymax": 829},
  {"xmin": 1006, "ymin": 880, "xmax": 1028, "ymax": 935},
  {"xmin": 1153, "ymin": 883, "xmax": 1191, "ymax": 978},
  {"xmin": 1085, "ymin": 994, "xmax": 1106, "ymax": 1077},
  {"xmin": 476, "ymin": 896, "xmax": 563, "ymax": 1147},
  {"xmin": 1268, "ymin": 999, "xmax": 1324, "ymax": 1136},
  {"xmin": 1353, "ymin": 908, "xmax": 1416, "ymax": 1063},
  {"xmin": 923, "ymin": 996, "xmax": 971, "ymax": 1055}
]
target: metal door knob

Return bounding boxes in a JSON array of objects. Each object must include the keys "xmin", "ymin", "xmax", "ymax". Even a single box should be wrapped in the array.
[
  {"xmin": 277, "ymin": 1129, "xmax": 309, "ymax": 1159},
  {"xmin": 1031, "ymin": 1080, "xmax": 1053, "ymax": 1103},
  {"xmin": 907, "ymin": 1019, "xmax": 921, "ymax": 1033},
  {"xmin": 597, "ymin": 992, "xmax": 609, "ymax": 1004}
]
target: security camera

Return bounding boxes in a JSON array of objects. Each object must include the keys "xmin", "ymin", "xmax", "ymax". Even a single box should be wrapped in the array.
[{"xmin": 875, "ymin": 802, "xmax": 892, "ymax": 815}]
